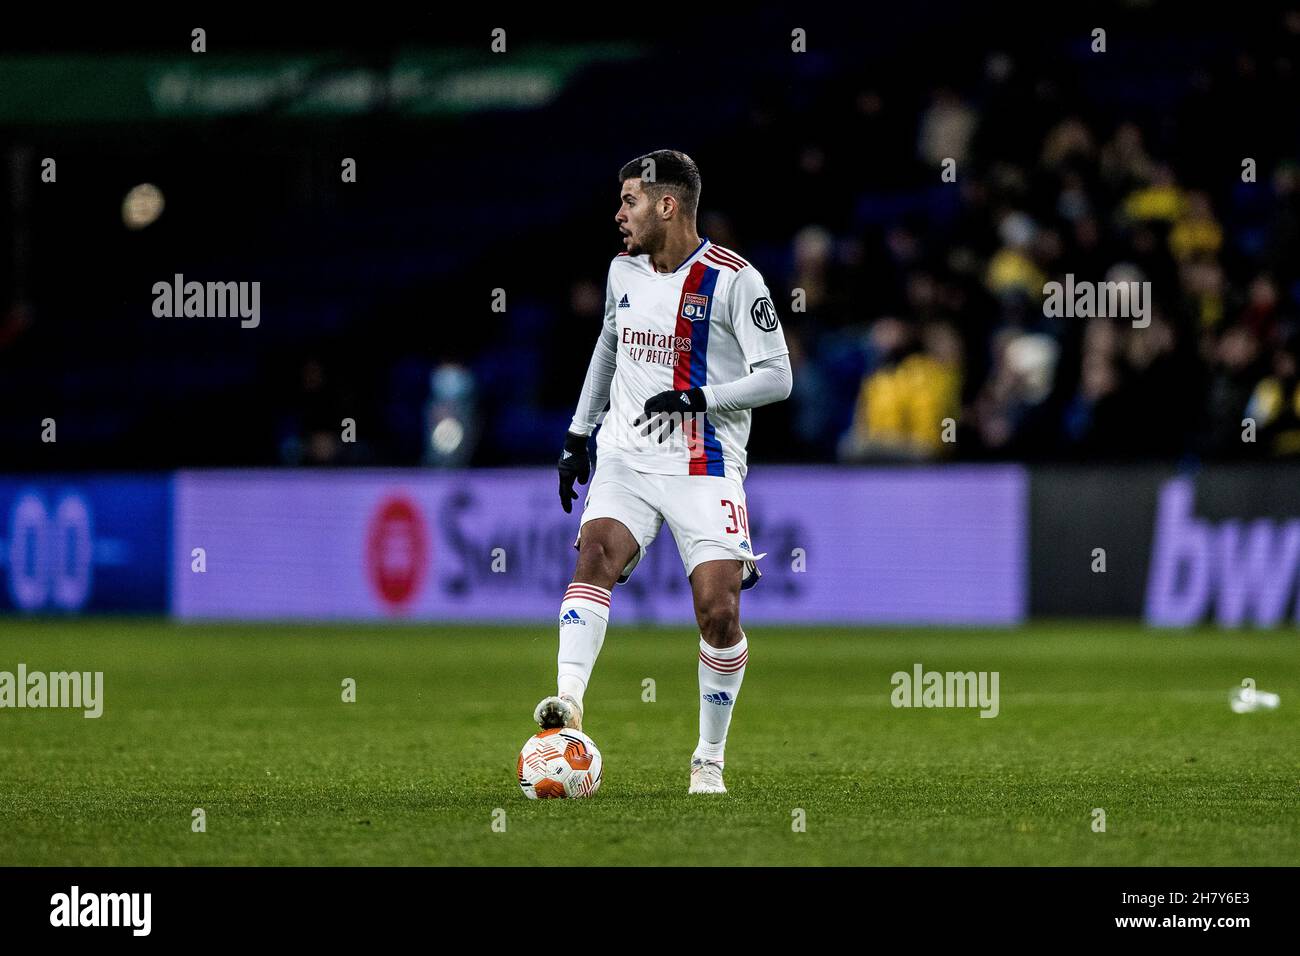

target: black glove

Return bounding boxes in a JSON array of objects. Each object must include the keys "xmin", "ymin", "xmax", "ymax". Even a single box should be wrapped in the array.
[
  {"xmin": 635, "ymin": 387, "xmax": 707, "ymax": 443},
  {"xmin": 557, "ymin": 431, "xmax": 591, "ymax": 513}
]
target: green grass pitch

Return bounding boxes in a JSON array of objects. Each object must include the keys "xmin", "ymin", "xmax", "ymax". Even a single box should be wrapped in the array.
[{"xmin": 0, "ymin": 619, "xmax": 1295, "ymax": 866}]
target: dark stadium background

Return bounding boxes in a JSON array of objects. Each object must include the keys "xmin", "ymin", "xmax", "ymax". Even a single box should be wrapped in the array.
[{"xmin": 5, "ymin": 5, "xmax": 1299, "ymax": 471}]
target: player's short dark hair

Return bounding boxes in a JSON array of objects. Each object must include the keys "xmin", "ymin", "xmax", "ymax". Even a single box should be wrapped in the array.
[{"xmin": 618, "ymin": 149, "xmax": 701, "ymax": 220}]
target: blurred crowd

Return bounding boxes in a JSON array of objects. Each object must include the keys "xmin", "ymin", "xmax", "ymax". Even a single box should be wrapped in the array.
[
  {"xmin": 8, "ymin": 14, "xmax": 1300, "ymax": 470},
  {"xmin": 518, "ymin": 35, "xmax": 1300, "ymax": 467},
  {"xmin": 722, "ymin": 62, "xmax": 1300, "ymax": 463}
]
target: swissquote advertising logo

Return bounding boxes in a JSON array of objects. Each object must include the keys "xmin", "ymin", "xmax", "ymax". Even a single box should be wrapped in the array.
[{"xmin": 366, "ymin": 495, "xmax": 429, "ymax": 611}]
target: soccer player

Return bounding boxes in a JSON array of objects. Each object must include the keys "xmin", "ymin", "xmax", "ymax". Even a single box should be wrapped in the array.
[{"xmin": 534, "ymin": 150, "xmax": 792, "ymax": 794}]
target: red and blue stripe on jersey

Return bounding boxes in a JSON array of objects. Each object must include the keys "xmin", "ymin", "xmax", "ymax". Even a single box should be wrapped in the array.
[{"xmin": 673, "ymin": 261, "xmax": 726, "ymax": 476}]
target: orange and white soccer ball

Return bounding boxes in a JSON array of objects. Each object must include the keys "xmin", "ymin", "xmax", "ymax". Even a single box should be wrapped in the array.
[{"xmin": 517, "ymin": 728, "xmax": 603, "ymax": 799}]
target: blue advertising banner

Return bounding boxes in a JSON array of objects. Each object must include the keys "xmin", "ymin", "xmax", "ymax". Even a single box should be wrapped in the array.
[{"xmin": 0, "ymin": 477, "xmax": 170, "ymax": 613}]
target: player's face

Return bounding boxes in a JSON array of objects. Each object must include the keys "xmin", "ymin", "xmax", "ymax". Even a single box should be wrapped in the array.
[{"xmin": 615, "ymin": 178, "xmax": 664, "ymax": 256}]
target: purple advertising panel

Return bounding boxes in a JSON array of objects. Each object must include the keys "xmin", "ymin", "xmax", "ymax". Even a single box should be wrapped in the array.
[{"xmin": 173, "ymin": 467, "xmax": 1026, "ymax": 624}]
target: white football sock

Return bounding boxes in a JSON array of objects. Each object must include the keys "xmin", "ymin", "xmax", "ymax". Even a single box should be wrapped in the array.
[
  {"xmin": 695, "ymin": 633, "xmax": 748, "ymax": 764},
  {"xmin": 556, "ymin": 582, "xmax": 611, "ymax": 708}
]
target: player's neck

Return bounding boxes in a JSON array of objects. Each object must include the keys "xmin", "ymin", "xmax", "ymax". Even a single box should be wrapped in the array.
[{"xmin": 649, "ymin": 230, "xmax": 703, "ymax": 274}]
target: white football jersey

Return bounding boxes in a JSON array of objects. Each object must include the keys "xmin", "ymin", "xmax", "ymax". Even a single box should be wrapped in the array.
[{"xmin": 593, "ymin": 238, "xmax": 788, "ymax": 480}]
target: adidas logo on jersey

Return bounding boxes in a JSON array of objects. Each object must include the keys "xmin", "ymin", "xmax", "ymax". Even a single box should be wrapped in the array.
[
  {"xmin": 560, "ymin": 609, "xmax": 587, "ymax": 626},
  {"xmin": 618, "ymin": 294, "xmax": 630, "ymax": 308},
  {"xmin": 703, "ymin": 691, "xmax": 734, "ymax": 705}
]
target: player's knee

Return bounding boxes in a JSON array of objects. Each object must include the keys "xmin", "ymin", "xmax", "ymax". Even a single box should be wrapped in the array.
[
  {"xmin": 575, "ymin": 537, "xmax": 623, "ymax": 585},
  {"xmin": 695, "ymin": 596, "xmax": 740, "ymax": 645}
]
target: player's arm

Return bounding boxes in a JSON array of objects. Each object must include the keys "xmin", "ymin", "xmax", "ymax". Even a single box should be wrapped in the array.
[
  {"xmin": 567, "ymin": 324, "xmax": 618, "ymax": 436},
  {"xmin": 699, "ymin": 353, "xmax": 792, "ymax": 411},
  {"xmin": 559, "ymin": 273, "xmax": 620, "ymax": 513}
]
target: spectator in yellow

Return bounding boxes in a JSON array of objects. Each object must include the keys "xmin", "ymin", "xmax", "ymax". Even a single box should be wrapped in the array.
[
  {"xmin": 840, "ymin": 320, "xmax": 962, "ymax": 460},
  {"xmin": 1123, "ymin": 164, "xmax": 1186, "ymax": 223},
  {"xmin": 1168, "ymin": 191, "xmax": 1223, "ymax": 261},
  {"xmin": 1246, "ymin": 343, "xmax": 1300, "ymax": 457}
]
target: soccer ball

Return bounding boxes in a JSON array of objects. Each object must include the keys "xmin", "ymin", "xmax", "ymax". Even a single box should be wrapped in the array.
[{"xmin": 517, "ymin": 728, "xmax": 603, "ymax": 799}]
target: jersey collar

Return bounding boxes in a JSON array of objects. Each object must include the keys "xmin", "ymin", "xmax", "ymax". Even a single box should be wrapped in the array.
[{"xmin": 649, "ymin": 236, "xmax": 710, "ymax": 276}]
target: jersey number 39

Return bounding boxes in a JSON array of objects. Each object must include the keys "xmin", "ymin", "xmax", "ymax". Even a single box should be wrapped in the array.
[{"xmin": 720, "ymin": 499, "xmax": 749, "ymax": 537}]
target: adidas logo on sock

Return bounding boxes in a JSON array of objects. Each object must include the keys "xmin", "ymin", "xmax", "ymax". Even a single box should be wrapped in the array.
[
  {"xmin": 560, "ymin": 609, "xmax": 587, "ymax": 625},
  {"xmin": 703, "ymin": 691, "xmax": 734, "ymax": 705}
]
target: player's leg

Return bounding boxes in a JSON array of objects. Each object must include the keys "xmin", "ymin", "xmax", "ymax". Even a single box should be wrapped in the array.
[
  {"xmin": 535, "ymin": 463, "xmax": 660, "ymax": 731},
  {"xmin": 659, "ymin": 473, "xmax": 763, "ymax": 793},
  {"xmin": 570, "ymin": 517, "xmax": 639, "ymax": 591},
  {"xmin": 689, "ymin": 559, "xmax": 747, "ymax": 793},
  {"xmin": 536, "ymin": 519, "xmax": 638, "ymax": 731}
]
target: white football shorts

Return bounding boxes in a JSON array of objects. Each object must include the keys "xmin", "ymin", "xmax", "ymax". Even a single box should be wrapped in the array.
[{"xmin": 574, "ymin": 459, "xmax": 764, "ymax": 589}]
